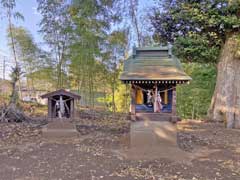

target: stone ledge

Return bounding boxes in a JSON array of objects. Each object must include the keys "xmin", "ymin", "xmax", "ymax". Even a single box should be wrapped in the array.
[{"xmin": 42, "ymin": 121, "xmax": 78, "ymax": 139}]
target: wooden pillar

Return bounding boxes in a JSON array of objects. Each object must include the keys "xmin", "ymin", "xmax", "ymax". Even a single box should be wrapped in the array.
[
  {"xmin": 48, "ymin": 98, "xmax": 52, "ymax": 119},
  {"xmin": 130, "ymin": 84, "xmax": 136, "ymax": 119},
  {"xmin": 172, "ymin": 87, "xmax": 177, "ymax": 115},
  {"xmin": 70, "ymin": 99, "xmax": 75, "ymax": 119}
]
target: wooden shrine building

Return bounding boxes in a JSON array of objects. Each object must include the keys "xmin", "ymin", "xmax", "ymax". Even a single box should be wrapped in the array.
[
  {"xmin": 41, "ymin": 89, "xmax": 81, "ymax": 119},
  {"xmin": 120, "ymin": 47, "xmax": 191, "ymax": 121}
]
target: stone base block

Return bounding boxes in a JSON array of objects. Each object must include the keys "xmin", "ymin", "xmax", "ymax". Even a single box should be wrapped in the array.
[{"xmin": 42, "ymin": 121, "xmax": 78, "ymax": 139}]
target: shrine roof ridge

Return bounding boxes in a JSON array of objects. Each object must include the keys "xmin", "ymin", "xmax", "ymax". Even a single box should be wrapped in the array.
[
  {"xmin": 120, "ymin": 46, "xmax": 192, "ymax": 82},
  {"xmin": 41, "ymin": 89, "xmax": 81, "ymax": 99}
]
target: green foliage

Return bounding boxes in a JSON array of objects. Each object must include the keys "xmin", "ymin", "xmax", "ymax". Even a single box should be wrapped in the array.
[
  {"xmin": 1, "ymin": 0, "xmax": 25, "ymax": 106},
  {"xmin": 7, "ymin": 26, "xmax": 56, "ymax": 91},
  {"xmin": 151, "ymin": 0, "xmax": 240, "ymax": 63},
  {"xmin": 173, "ymin": 34, "xmax": 220, "ymax": 63},
  {"xmin": 103, "ymin": 30, "xmax": 128, "ymax": 112},
  {"xmin": 151, "ymin": 0, "xmax": 240, "ymax": 120},
  {"xmin": 114, "ymin": 83, "xmax": 130, "ymax": 113},
  {"xmin": 101, "ymin": 80, "xmax": 130, "ymax": 113},
  {"xmin": 177, "ymin": 63, "xmax": 216, "ymax": 119},
  {"xmin": 8, "ymin": 26, "xmax": 39, "ymax": 70},
  {"xmin": 28, "ymin": 68, "xmax": 57, "ymax": 90},
  {"xmin": 37, "ymin": 0, "xmax": 71, "ymax": 88},
  {"xmin": 68, "ymin": 12, "xmax": 105, "ymax": 106},
  {"xmin": 1, "ymin": 0, "xmax": 24, "ymax": 21},
  {"xmin": 68, "ymin": 0, "xmax": 128, "ymax": 108}
]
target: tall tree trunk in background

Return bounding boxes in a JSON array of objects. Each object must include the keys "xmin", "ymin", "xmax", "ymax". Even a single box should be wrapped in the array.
[
  {"xmin": 129, "ymin": 0, "xmax": 141, "ymax": 47},
  {"xmin": 7, "ymin": 8, "xmax": 21, "ymax": 105},
  {"xmin": 208, "ymin": 33, "xmax": 240, "ymax": 128},
  {"xmin": 9, "ymin": 70, "xmax": 19, "ymax": 106},
  {"xmin": 57, "ymin": 62, "xmax": 62, "ymax": 89},
  {"xmin": 112, "ymin": 75, "xmax": 116, "ymax": 113},
  {"xmin": 57, "ymin": 44, "xmax": 65, "ymax": 89}
]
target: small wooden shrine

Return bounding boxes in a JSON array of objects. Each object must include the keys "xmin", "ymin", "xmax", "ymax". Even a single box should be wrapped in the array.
[
  {"xmin": 120, "ymin": 46, "xmax": 191, "ymax": 121},
  {"xmin": 41, "ymin": 89, "xmax": 81, "ymax": 119}
]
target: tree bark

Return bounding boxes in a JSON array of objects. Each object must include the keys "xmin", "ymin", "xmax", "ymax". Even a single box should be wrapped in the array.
[
  {"xmin": 7, "ymin": 7, "xmax": 21, "ymax": 105},
  {"xmin": 129, "ymin": 0, "xmax": 141, "ymax": 47},
  {"xmin": 9, "ymin": 77, "xmax": 18, "ymax": 106},
  {"xmin": 208, "ymin": 33, "xmax": 240, "ymax": 128}
]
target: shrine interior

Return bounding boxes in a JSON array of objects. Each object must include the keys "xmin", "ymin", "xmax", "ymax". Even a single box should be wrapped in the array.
[
  {"xmin": 134, "ymin": 84, "xmax": 174, "ymax": 113},
  {"xmin": 51, "ymin": 95, "xmax": 72, "ymax": 118}
]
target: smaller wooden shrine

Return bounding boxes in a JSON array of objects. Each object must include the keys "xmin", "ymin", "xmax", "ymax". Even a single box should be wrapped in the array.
[
  {"xmin": 120, "ymin": 46, "xmax": 191, "ymax": 121},
  {"xmin": 41, "ymin": 89, "xmax": 81, "ymax": 119}
]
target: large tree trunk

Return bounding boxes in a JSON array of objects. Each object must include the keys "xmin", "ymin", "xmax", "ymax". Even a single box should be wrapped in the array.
[{"xmin": 208, "ymin": 33, "xmax": 240, "ymax": 128}]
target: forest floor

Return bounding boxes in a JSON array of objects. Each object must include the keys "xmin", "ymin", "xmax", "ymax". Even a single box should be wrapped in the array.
[{"xmin": 0, "ymin": 117, "xmax": 239, "ymax": 180}]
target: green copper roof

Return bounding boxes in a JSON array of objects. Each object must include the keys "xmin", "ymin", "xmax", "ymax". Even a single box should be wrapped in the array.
[{"xmin": 120, "ymin": 47, "xmax": 191, "ymax": 81}]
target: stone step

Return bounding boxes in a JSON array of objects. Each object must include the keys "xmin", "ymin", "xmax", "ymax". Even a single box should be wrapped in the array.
[
  {"xmin": 48, "ymin": 118, "xmax": 70, "ymax": 121},
  {"xmin": 42, "ymin": 129, "xmax": 78, "ymax": 139},
  {"xmin": 47, "ymin": 121, "xmax": 76, "ymax": 129},
  {"xmin": 42, "ymin": 121, "xmax": 78, "ymax": 139},
  {"xmin": 136, "ymin": 113, "xmax": 171, "ymax": 121}
]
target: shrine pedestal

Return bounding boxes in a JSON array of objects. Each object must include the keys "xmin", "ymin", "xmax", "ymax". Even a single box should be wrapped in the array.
[{"xmin": 42, "ymin": 120, "xmax": 78, "ymax": 139}]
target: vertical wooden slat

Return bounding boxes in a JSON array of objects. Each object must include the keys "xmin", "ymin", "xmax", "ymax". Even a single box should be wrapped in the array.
[
  {"xmin": 164, "ymin": 89, "xmax": 168, "ymax": 104},
  {"xmin": 153, "ymin": 85, "xmax": 158, "ymax": 113}
]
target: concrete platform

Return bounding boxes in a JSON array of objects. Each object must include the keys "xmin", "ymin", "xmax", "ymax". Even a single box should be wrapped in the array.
[
  {"xmin": 135, "ymin": 113, "xmax": 181, "ymax": 123},
  {"xmin": 119, "ymin": 120, "xmax": 191, "ymax": 162},
  {"xmin": 42, "ymin": 120, "xmax": 78, "ymax": 139},
  {"xmin": 131, "ymin": 120, "xmax": 177, "ymax": 146}
]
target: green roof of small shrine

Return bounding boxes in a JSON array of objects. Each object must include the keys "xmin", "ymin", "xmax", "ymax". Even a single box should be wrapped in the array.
[{"xmin": 120, "ymin": 46, "xmax": 191, "ymax": 82}]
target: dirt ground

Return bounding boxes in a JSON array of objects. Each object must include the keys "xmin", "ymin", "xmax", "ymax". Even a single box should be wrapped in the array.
[{"xmin": 0, "ymin": 119, "xmax": 240, "ymax": 180}]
